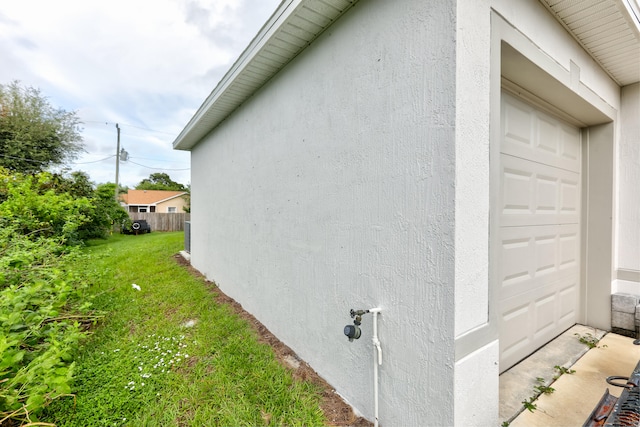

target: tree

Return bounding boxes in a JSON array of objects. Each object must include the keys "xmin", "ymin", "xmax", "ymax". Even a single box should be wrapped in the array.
[
  {"xmin": 39, "ymin": 169, "xmax": 94, "ymax": 198},
  {"xmin": 0, "ymin": 81, "xmax": 84, "ymax": 174},
  {"xmin": 0, "ymin": 168, "xmax": 129, "ymax": 241},
  {"xmin": 0, "ymin": 168, "xmax": 93, "ymax": 244},
  {"xmin": 135, "ymin": 172, "xmax": 187, "ymax": 191},
  {"xmin": 76, "ymin": 182, "xmax": 129, "ymax": 239}
]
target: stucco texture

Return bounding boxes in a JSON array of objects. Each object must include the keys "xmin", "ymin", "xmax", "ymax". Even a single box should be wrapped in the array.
[
  {"xmin": 618, "ymin": 83, "xmax": 640, "ymax": 272},
  {"xmin": 190, "ymin": 0, "xmax": 456, "ymax": 424}
]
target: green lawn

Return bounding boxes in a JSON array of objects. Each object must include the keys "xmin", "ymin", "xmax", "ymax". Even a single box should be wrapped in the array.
[{"xmin": 42, "ymin": 232, "xmax": 327, "ymax": 426}]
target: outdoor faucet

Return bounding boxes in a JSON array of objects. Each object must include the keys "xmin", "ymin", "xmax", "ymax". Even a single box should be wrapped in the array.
[{"xmin": 343, "ymin": 309, "xmax": 370, "ymax": 342}]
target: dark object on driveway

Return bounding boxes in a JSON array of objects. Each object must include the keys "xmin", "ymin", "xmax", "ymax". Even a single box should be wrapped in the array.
[
  {"xmin": 122, "ymin": 219, "xmax": 151, "ymax": 235},
  {"xmin": 584, "ymin": 359, "xmax": 640, "ymax": 426}
]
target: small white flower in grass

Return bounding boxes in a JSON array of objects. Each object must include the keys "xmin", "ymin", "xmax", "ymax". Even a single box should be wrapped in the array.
[
  {"xmin": 132, "ymin": 283, "xmax": 141, "ymax": 291},
  {"xmin": 113, "ymin": 349, "xmax": 120, "ymax": 352}
]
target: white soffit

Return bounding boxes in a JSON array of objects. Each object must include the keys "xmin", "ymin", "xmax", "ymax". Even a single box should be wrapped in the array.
[
  {"xmin": 539, "ymin": 0, "xmax": 640, "ymax": 86},
  {"xmin": 173, "ymin": 0, "xmax": 358, "ymax": 150}
]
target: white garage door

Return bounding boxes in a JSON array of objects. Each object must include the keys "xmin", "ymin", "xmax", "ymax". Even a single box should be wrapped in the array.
[{"xmin": 498, "ymin": 92, "xmax": 582, "ymax": 372}]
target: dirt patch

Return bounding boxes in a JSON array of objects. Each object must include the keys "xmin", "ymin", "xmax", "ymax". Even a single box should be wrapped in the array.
[{"xmin": 172, "ymin": 254, "xmax": 372, "ymax": 426}]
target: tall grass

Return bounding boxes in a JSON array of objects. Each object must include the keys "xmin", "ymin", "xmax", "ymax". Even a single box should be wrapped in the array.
[{"xmin": 43, "ymin": 232, "xmax": 326, "ymax": 426}]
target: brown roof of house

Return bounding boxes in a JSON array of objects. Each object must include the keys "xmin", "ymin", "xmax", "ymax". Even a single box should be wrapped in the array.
[{"xmin": 121, "ymin": 190, "xmax": 187, "ymax": 205}]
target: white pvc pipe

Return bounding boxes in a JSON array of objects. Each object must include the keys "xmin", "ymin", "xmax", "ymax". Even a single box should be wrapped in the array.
[{"xmin": 369, "ymin": 308, "xmax": 382, "ymax": 427}]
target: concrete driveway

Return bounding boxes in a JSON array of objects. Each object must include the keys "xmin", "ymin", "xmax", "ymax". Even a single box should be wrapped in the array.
[{"xmin": 501, "ymin": 328, "xmax": 640, "ymax": 426}]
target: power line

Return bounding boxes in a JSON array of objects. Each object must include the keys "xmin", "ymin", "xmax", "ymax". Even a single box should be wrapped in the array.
[
  {"xmin": 2, "ymin": 152, "xmax": 189, "ymax": 172},
  {"xmin": 120, "ymin": 123, "xmax": 175, "ymax": 136},
  {"xmin": 82, "ymin": 120, "xmax": 175, "ymax": 135},
  {"xmin": 2, "ymin": 153, "xmax": 115, "ymax": 166},
  {"xmin": 73, "ymin": 155, "xmax": 116, "ymax": 164},
  {"xmin": 129, "ymin": 155, "xmax": 189, "ymax": 165},
  {"xmin": 127, "ymin": 159, "xmax": 190, "ymax": 171},
  {"xmin": 1, "ymin": 154, "xmax": 48, "ymax": 164}
]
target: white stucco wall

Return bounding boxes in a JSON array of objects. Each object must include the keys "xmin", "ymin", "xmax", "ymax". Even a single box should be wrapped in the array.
[
  {"xmin": 618, "ymin": 83, "xmax": 640, "ymax": 274},
  {"xmin": 454, "ymin": 340, "xmax": 500, "ymax": 426},
  {"xmin": 190, "ymin": 0, "xmax": 456, "ymax": 424},
  {"xmin": 454, "ymin": 0, "xmax": 623, "ymax": 424},
  {"xmin": 454, "ymin": 0, "xmax": 491, "ymax": 339},
  {"xmin": 453, "ymin": 2, "xmax": 500, "ymax": 425},
  {"xmin": 454, "ymin": 0, "xmax": 620, "ymax": 346},
  {"xmin": 184, "ymin": 0, "xmax": 633, "ymax": 423}
]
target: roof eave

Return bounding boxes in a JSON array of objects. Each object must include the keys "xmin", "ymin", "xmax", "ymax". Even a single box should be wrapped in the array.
[
  {"xmin": 173, "ymin": 0, "xmax": 359, "ymax": 151},
  {"xmin": 154, "ymin": 193, "xmax": 188, "ymax": 204},
  {"xmin": 540, "ymin": 0, "xmax": 640, "ymax": 87}
]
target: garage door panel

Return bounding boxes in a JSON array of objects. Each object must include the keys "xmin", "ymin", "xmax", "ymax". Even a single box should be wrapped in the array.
[
  {"xmin": 559, "ymin": 281, "xmax": 578, "ymax": 323},
  {"xmin": 500, "ymin": 154, "xmax": 580, "ymax": 226},
  {"xmin": 536, "ymin": 114, "xmax": 560, "ymax": 155},
  {"xmin": 500, "ymin": 288, "xmax": 553, "ymax": 368},
  {"xmin": 499, "ymin": 224, "xmax": 580, "ymax": 301},
  {"xmin": 559, "ymin": 232, "xmax": 579, "ymax": 270},
  {"xmin": 501, "ymin": 93, "xmax": 581, "ymax": 173},
  {"xmin": 560, "ymin": 179, "xmax": 580, "ymax": 214},
  {"xmin": 502, "ymin": 169, "xmax": 532, "ymax": 214},
  {"xmin": 536, "ymin": 175, "xmax": 558, "ymax": 211},
  {"xmin": 533, "ymin": 293, "xmax": 556, "ymax": 338},
  {"xmin": 500, "ymin": 301, "xmax": 532, "ymax": 365},
  {"xmin": 500, "ymin": 276, "xmax": 578, "ymax": 369},
  {"xmin": 535, "ymin": 235, "xmax": 556, "ymax": 276},
  {"xmin": 501, "ymin": 235, "xmax": 532, "ymax": 288},
  {"xmin": 503, "ymin": 97, "xmax": 533, "ymax": 148},
  {"xmin": 498, "ymin": 91, "xmax": 581, "ymax": 372}
]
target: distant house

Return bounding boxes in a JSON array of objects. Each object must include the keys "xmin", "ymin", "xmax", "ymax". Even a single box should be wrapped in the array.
[
  {"xmin": 120, "ymin": 190, "xmax": 188, "ymax": 213},
  {"xmin": 173, "ymin": 0, "xmax": 639, "ymax": 425}
]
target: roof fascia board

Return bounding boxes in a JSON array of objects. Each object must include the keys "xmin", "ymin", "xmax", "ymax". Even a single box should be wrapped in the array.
[
  {"xmin": 154, "ymin": 193, "xmax": 188, "ymax": 204},
  {"xmin": 621, "ymin": 0, "xmax": 640, "ymax": 36},
  {"xmin": 173, "ymin": 0, "xmax": 301, "ymax": 151},
  {"xmin": 173, "ymin": 0, "xmax": 359, "ymax": 150},
  {"xmin": 540, "ymin": 0, "xmax": 640, "ymax": 86},
  {"xmin": 127, "ymin": 192, "xmax": 187, "ymax": 205},
  {"xmin": 623, "ymin": 0, "xmax": 640, "ymax": 27}
]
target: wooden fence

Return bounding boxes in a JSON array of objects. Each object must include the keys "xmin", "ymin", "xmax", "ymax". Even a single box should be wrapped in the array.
[{"xmin": 128, "ymin": 212, "xmax": 190, "ymax": 232}]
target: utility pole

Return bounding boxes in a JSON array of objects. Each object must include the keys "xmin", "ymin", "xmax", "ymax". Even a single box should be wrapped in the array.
[{"xmin": 115, "ymin": 123, "xmax": 121, "ymax": 202}]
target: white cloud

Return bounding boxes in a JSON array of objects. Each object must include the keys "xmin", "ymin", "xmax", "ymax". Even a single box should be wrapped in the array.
[{"xmin": 0, "ymin": 0, "xmax": 281, "ymax": 187}]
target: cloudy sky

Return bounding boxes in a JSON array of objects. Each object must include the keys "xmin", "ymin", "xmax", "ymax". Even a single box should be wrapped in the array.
[{"xmin": 0, "ymin": 0, "xmax": 281, "ymax": 187}]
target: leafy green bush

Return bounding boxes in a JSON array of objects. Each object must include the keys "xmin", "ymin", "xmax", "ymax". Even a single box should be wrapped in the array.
[
  {"xmin": 0, "ymin": 228, "xmax": 98, "ymax": 424},
  {"xmin": 0, "ymin": 169, "xmax": 93, "ymax": 245},
  {"xmin": 0, "ymin": 169, "xmax": 101, "ymax": 424},
  {"xmin": 77, "ymin": 182, "xmax": 129, "ymax": 240}
]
